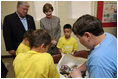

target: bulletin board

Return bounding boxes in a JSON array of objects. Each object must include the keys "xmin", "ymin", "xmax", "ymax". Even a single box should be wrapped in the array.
[{"xmin": 97, "ymin": 1, "xmax": 117, "ymax": 27}]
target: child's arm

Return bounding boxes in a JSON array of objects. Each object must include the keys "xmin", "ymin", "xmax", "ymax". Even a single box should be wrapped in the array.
[
  {"xmin": 69, "ymin": 62, "xmax": 86, "ymax": 78},
  {"xmin": 78, "ymin": 62, "xmax": 86, "ymax": 71},
  {"xmin": 69, "ymin": 69, "xmax": 82, "ymax": 78},
  {"xmin": 58, "ymin": 48, "xmax": 62, "ymax": 53},
  {"xmin": 72, "ymin": 50, "xmax": 76, "ymax": 55}
]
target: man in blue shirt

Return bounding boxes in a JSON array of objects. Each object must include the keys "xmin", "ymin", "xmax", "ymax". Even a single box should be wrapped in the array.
[{"xmin": 70, "ymin": 14, "xmax": 117, "ymax": 78}]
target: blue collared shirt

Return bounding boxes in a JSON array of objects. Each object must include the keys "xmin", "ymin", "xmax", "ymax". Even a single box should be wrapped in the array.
[{"xmin": 16, "ymin": 12, "xmax": 28, "ymax": 31}]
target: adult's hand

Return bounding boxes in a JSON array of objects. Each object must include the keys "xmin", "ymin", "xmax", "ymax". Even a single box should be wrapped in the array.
[
  {"xmin": 51, "ymin": 40, "xmax": 57, "ymax": 46},
  {"xmin": 8, "ymin": 50, "xmax": 16, "ymax": 55},
  {"xmin": 69, "ymin": 69, "xmax": 82, "ymax": 78}
]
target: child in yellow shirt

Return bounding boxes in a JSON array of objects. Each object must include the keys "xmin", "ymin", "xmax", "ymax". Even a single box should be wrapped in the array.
[
  {"xmin": 57, "ymin": 24, "xmax": 77, "ymax": 55},
  {"xmin": 13, "ymin": 29, "xmax": 60, "ymax": 78},
  {"xmin": 16, "ymin": 29, "xmax": 34, "ymax": 55}
]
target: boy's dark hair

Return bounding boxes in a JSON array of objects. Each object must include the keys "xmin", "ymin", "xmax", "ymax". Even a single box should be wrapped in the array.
[
  {"xmin": 63, "ymin": 24, "xmax": 71, "ymax": 29},
  {"xmin": 29, "ymin": 29, "xmax": 51, "ymax": 48},
  {"xmin": 43, "ymin": 3, "xmax": 53, "ymax": 13},
  {"xmin": 72, "ymin": 14, "xmax": 104, "ymax": 36},
  {"xmin": 23, "ymin": 29, "xmax": 34, "ymax": 40}
]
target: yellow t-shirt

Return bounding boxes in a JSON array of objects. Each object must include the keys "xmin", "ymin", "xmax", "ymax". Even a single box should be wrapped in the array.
[
  {"xmin": 16, "ymin": 43, "xmax": 30, "ymax": 55},
  {"xmin": 57, "ymin": 36, "xmax": 77, "ymax": 54},
  {"xmin": 13, "ymin": 50, "xmax": 60, "ymax": 78}
]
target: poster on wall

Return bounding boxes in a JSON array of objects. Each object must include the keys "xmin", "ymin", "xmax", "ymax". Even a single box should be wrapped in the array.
[{"xmin": 97, "ymin": 1, "xmax": 117, "ymax": 27}]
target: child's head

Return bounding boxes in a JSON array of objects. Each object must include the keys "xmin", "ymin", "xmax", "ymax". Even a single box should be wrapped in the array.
[
  {"xmin": 23, "ymin": 29, "xmax": 34, "ymax": 46},
  {"xmin": 72, "ymin": 14, "xmax": 104, "ymax": 37},
  {"xmin": 63, "ymin": 24, "xmax": 72, "ymax": 38},
  {"xmin": 29, "ymin": 29, "xmax": 51, "ymax": 52},
  {"xmin": 72, "ymin": 14, "xmax": 104, "ymax": 49}
]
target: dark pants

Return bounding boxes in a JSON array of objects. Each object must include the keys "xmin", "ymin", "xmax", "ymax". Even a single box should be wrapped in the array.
[{"xmin": 1, "ymin": 59, "xmax": 8, "ymax": 78}]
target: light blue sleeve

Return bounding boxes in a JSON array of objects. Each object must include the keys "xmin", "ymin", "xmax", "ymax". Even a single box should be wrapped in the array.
[{"xmin": 89, "ymin": 65, "xmax": 113, "ymax": 78}]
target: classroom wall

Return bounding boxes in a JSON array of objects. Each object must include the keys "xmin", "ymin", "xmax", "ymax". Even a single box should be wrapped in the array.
[{"xmin": 1, "ymin": 1, "xmax": 117, "ymax": 56}]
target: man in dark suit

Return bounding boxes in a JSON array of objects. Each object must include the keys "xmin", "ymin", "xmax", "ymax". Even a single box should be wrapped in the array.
[{"xmin": 3, "ymin": 1, "xmax": 36, "ymax": 56}]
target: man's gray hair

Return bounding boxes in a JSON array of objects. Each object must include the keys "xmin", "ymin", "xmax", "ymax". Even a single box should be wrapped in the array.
[{"xmin": 17, "ymin": 1, "xmax": 30, "ymax": 7}]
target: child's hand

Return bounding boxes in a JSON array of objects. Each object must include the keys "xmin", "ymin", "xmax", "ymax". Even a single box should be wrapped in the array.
[{"xmin": 69, "ymin": 69, "xmax": 82, "ymax": 78}]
